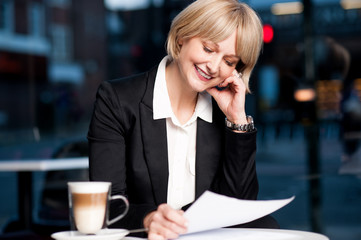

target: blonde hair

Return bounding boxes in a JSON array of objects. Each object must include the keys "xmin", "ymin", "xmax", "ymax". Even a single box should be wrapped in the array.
[{"xmin": 166, "ymin": 0, "xmax": 263, "ymax": 92}]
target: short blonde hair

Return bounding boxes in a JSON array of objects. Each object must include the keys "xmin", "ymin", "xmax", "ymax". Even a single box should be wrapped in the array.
[{"xmin": 166, "ymin": 0, "xmax": 263, "ymax": 92}]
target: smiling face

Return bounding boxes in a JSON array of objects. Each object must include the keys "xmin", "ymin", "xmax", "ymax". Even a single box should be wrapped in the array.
[{"xmin": 174, "ymin": 30, "xmax": 240, "ymax": 93}]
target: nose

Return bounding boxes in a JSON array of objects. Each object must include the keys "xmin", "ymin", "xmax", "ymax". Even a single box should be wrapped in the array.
[{"xmin": 206, "ymin": 55, "xmax": 222, "ymax": 74}]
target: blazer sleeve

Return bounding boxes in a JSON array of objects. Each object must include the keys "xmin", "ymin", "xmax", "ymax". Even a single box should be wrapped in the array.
[
  {"xmin": 219, "ymin": 128, "xmax": 258, "ymax": 199},
  {"xmin": 214, "ymin": 128, "xmax": 280, "ymax": 229},
  {"xmin": 209, "ymin": 105, "xmax": 259, "ymax": 200},
  {"xmin": 87, "ymin": 81, "xmax": 156, "ymax": 231}
]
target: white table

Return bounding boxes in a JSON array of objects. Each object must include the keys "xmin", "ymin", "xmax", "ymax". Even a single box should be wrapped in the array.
[
  {"xmin": 124, "ymin": 228, "xmax": 329, "ymax": 240},
  {"xmin": 0, "ymin": 157, "xmax": 88, "ymax": 230}
]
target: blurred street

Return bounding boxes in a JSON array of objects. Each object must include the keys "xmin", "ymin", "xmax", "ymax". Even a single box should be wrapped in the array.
[
  {"xmin": 256, "ymin": 123, "xmax": 361, "ymax": 240},
  {"xmin": 0, "ymin": 123, "xmax": 361, "ymax": 239}
]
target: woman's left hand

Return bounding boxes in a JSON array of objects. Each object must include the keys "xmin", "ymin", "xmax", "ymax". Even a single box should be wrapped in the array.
[{"xmin": 206, "ymin": 70, "xmax": 247, "ymax": 124}]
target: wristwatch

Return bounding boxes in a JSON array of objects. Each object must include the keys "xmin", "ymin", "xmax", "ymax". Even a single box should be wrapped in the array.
[{"xmin": 225, "ymin": 115, "xmax": 255, "ymax": 132}]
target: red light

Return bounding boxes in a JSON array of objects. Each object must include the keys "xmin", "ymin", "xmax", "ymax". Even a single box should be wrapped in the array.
[{"xmin": 263, "ymin": 24, "xmax": 274, "ymax": 43}]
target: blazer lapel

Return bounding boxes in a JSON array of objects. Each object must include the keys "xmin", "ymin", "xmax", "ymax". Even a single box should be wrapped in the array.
[
  {"xmin": 138, "ymin": 68, "xmax": 223, "ymax": 204},
  {"xmin": 195, "ymin": 107, "xmax": 223, "ymax": 199},
  {"xmin": 139, "ymin": 69, "xmax": 169, "ymax": 205}
]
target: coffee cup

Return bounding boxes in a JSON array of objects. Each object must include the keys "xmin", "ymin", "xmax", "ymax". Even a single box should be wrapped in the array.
[{"xmin": 68, "ymin": 181, "xmax": 129, "ymax": 234}]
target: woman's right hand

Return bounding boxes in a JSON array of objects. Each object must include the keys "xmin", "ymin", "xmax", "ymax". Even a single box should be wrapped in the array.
[{"xmin": 144, "ymin": 204, "xmax": 188, "ymax": 240}]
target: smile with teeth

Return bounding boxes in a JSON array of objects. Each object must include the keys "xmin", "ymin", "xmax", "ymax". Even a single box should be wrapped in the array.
[{"xmin": 196, "ymin": 66, "xmax": 211, "ymax": 80}]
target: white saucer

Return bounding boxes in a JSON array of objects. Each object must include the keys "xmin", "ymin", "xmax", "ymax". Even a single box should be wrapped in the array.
[{"xmin": 51, "ymin": 229, "xmax": 130, "ymax": 240}]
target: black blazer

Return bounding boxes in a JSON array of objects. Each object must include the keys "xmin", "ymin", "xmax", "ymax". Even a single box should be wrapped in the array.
[{"xmin": 88, "ymin": 66, "xmax": 259, "ymax": 230}]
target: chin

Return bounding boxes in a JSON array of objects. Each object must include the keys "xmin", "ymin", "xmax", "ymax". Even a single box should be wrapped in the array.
[
  {"xmin": 191, "ymin": 83, "xmax": 207, "ymax": 93},
  {"xmin": 189, "ymin": 76, "xmax": 211, "ymax": 92}
]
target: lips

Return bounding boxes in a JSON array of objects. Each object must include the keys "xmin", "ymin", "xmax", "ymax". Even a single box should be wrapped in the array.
[{"xmin": 195, "ymin": 65, "xmax": 211, "ymax": 81}]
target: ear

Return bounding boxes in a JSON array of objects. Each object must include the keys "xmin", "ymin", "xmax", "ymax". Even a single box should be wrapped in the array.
[{"xmin": 178, "ymin": 38, "xmax": 184, "ymax": 46}]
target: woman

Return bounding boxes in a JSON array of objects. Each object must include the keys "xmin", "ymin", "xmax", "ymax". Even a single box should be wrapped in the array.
[{"xmin": 88, "ymin": 0, "xmax": 275, "ymax": 239}]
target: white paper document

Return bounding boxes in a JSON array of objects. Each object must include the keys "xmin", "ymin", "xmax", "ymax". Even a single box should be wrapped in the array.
[{"xmin": 184, "ymin": 191, "xmax": 295, "ymax": 234}]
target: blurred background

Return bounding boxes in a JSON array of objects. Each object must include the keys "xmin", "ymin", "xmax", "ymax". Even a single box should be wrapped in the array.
[{"xmin": 0, "ymin": 0, "xmax": 360, "ymax": 239}]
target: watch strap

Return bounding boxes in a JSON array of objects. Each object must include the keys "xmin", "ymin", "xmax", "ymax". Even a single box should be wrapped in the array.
[{"xmin": 225, "ymin": 115, "xmax": 255, "ymax": 132}]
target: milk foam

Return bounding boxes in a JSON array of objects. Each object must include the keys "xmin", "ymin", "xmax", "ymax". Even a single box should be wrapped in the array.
[{"xmin": 68, "ymin": 182, "xmax": 110, "ymax": 193}]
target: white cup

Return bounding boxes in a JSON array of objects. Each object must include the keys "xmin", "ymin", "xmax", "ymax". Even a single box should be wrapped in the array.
[{"xmin": 68, "ymin": 182, "xmax": 129, "ymax": 234}]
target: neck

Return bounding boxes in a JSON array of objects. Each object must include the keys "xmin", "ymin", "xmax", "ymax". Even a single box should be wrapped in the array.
[{"xmin": 166, "ymin": 60, "xmax": 198, "ymax": 125}]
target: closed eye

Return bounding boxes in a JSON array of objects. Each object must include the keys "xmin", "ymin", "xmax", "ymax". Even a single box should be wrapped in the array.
[
  {"xmin": 225, "ymin": 59, "xmax": 236, "ymax": 67},
  {"xmin": 203, "ymin": 46, "xmax": 213, "ymax": 53}
]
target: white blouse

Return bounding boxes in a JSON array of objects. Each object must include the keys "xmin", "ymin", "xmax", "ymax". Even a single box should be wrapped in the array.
[{"xmin": 153, "ymin": 56, "xmax": 213, "ymax": 209}]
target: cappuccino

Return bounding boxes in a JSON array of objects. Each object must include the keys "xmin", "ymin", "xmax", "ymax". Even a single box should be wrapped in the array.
[{"xmin": 68, "ymin": 182, "xmax": 129, "ymax": 235}]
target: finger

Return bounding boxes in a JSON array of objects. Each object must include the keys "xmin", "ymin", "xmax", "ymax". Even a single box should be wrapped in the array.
[
  {"xmin": 228, "ymin": 71, "xmax": 247, "ymax": 93},
  {"xmin": 206, "ymin": 87, "xmax": 221, "ymax": 100},
  {"xmin": 232, "ymin": 69, "xmax": 242, "ymax": 78},
  {"xmin": 177, "ymin": 209, "xmax": 185, "ymax": 215},
  {"xmin": 151, "ymin": 205, "xmax": 188, "ymax": 237},
  {"xmin": 165, "ymin": 220, "xmax": 187, "ymax": 234},
  {"xmin": 149, "ymin": 228, "xmax": 179, "ymax": 240},
  {"xmin": 152, "ymin": 210, "xmax": 184, "ymax": 232},
  {"xmin": 219, "ymin": 72, "xmax": 241, "ymax": 89},
  {"xmin": 148, "ymin": 216, "xmax": 179, "ymax": 239},
  {"xmin": 147, "ymin": 231, "xmax": 166, "ymax": 240},
  {"xmin": 158, "ymin": 204, "xmax": 188, "ymax": 228}
]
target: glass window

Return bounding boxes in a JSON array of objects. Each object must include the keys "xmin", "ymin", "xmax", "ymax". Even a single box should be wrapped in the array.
[
  {"xmin": 51, "ymin": 24, "xmax": 72, "ymax": 62},
  {"xmin": 0, "ymin": 0, "xmax": 13, "ymax": 32},
  {"xmin": 28, "ymin": 2, "xmax": 45, "ymax": 37},
  {"xmin": 0, "ymin": 1, "xmax": 360, "ymax": 239},
  {"xmin": 0, "ymin": 2, "xmax": 5, "ymax": 30}
]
